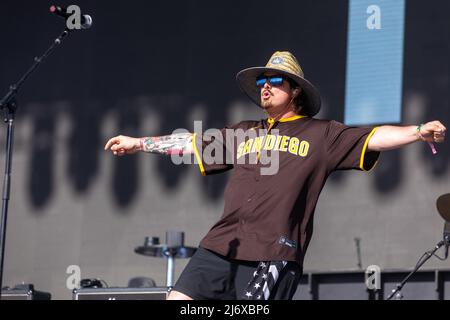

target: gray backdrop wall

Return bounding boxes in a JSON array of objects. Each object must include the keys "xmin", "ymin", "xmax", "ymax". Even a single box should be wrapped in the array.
[{"xmin": 0, "ymin": 0, "xmax": 449, "ymax": 299}]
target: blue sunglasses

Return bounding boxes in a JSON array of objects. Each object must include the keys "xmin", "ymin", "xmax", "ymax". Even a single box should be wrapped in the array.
[{"xmin": 256, "ymin": 75, "xmax": 285, "ymax": 88}]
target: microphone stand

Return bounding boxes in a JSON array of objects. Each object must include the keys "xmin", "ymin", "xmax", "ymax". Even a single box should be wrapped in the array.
[
  {"xmin": 386, "ymin": 239, "xmax": 447, "ymax": 300},
  {"xmin": 0, "ymin": 28, "xmax": 72, "ymax": 298}
]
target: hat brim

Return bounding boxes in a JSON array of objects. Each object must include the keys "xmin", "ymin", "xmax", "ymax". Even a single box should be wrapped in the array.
[{"xmin": 236, "ymin": 67, "xmax": 321, "ymax": 117}]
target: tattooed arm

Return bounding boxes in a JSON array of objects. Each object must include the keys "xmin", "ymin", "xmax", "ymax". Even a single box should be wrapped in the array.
[{"xmin": 104, "ymin": 133, "xmax": 194, "ymax": 156}]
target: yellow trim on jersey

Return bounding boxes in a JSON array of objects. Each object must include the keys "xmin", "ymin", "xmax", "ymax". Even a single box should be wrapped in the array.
[
  {"xmin": 192, "ymin": 133, "xmax": 206, "ymax": 176},
  {"xmin": 267, "ymin": 115, "xmax": 307, "ymax": 124},
  {"xmin": 359, "ymin": 127, "xmax": 379, "ymax": 172},
  {"xmin": 279, "ymin": 115, "xmax": 307, "ymax": 122}
]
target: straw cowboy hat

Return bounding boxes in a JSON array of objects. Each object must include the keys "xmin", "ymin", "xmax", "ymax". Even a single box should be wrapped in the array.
[{"xmin": 236, "ymin": 51, "xmax": 321, "ymax": 117}]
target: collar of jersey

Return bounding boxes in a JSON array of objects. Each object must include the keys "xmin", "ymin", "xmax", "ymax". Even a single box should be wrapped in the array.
[{"xmin": 267, "ymin": 115, "xmax": 307, "ymax": 125}]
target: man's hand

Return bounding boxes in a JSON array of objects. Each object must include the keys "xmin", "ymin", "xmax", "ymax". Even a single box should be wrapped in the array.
[
  {"xmin": 368, "ymin": 120, "xmax": 446, "ymax": 152},
  {"xmin": 104, "ymin": 135, "xmax": 141, "ymax": 156},
  {"xmin": 417, "ymin": 121, "xmax": 446, "ymax": 143}
]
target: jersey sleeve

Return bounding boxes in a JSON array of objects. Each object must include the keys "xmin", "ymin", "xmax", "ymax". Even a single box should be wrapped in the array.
[
  {"xmin": 192, "ymin": 123, "xmax": 243, "ymax": 176},
  {"xmin": 324, "ymin": 120, "xmax": 380, "ymax": 172}
]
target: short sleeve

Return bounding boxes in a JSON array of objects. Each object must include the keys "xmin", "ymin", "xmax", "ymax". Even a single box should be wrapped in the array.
[
  {"xmin": 192, "ymin": 123, "xmax": 243, "ymax": 176},
  {"xmin": 325, "ymin": 120, "xmax": 380, "ymax": 172}
]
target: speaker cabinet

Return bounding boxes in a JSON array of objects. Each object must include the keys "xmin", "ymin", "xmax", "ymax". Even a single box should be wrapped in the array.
[{"xmin": 72, "ymin": 287, "xmax": 169, "ymax": 300}]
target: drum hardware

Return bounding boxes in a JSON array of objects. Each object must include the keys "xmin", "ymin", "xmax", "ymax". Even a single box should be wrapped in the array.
[{"xmin": 135, "ymin": 231, "xmax": 196, "ymax": 287}]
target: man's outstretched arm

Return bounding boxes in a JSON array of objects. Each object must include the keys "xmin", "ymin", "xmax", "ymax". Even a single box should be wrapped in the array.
[
  {"xmin": 367, "ymin": 120, "xmax": 446, "ymax": 152},
  {"xmin": 104, "ymin": 133, "xmax": 194, "ymax": 156}
]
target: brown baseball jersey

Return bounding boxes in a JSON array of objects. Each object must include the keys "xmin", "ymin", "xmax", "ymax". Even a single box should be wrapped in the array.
[{"xmin": 192, "ymin": 115, "xmax": 380, "ymax": 267}]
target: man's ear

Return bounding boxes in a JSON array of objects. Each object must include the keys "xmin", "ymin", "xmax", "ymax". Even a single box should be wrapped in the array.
[{"xmin": 292, "ymin": 88, "xmax": 301, "ymax": 97}]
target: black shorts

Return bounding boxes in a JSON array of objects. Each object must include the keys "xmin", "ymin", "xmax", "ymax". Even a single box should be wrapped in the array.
[{"xmin": 172, "ymin": 247, "xmax": 302, "ymax": 300}]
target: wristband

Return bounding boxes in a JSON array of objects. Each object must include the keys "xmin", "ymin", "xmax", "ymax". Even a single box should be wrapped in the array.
[
  {"xmin": 417, "ymin": 124, "xmax": 437, "ymax": 155},
  {"xmin": 416, "ymin": 124, "xmax": 425, "ymax": 141}
]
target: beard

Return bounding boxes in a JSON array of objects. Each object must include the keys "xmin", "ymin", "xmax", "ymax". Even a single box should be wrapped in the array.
[
  {"xmin": 261, "ymin": 96, "xmax": 296, "ymax": 118},
  {"xmin": 260, "ymin": 98, "xmax": 274, "ymax": 110}
]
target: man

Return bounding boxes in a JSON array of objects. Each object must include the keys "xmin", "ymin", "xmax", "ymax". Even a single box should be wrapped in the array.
[{"xmin": 104, "ymin": 51, "xmax": 446, "ymax": 300}]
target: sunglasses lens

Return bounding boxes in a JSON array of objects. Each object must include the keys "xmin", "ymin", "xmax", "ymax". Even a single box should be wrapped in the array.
[
  {"xmin": 256, "ymin": 76, "xmax": 284, "ymax": 87},
  {"xmin": 269, "ymin": 77, "xmax": 283, "ymax": 86},
  {"xmin": 256, "ymin": 78, "xmax": 266, "ymax": 87}
]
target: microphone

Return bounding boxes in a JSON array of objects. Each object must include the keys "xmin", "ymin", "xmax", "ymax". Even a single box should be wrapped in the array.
[
  {"xmin": 50, "ymin": 5, "xmax": 93, "ymax": 29},
  {"xmin": 436, "ymin": 193, "xmax": 450, "ymax": 221},
  {"xmin": 436, "ymin": 194, "xmax": 450, "ymax": 259},
  {"xmin": 444, "ymin": 222, "xmax": 450, "ymax": 259}
]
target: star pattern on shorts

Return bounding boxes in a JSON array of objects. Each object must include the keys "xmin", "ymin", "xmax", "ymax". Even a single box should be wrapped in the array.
[{"xmin": 242, "ymin": 261, "xmax": 288, "ymax": 300}]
